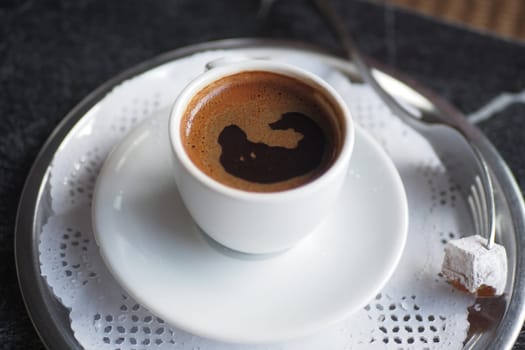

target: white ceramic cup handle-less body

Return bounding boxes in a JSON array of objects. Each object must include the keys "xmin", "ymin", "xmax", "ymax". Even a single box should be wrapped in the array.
[{"xmin": 169, "ymin": 60, "xmax": 354, "ymax": 254}]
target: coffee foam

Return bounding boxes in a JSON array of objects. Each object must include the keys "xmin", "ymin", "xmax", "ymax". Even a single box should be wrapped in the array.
[{"xmin": 181, "ymin": 71, "xmax": 343, "ymax": 192}]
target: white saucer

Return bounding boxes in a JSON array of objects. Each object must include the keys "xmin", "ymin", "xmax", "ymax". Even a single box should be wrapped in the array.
[{"xmin": 92, "ymin": 110, "xmax": 408, "ymax": 344}]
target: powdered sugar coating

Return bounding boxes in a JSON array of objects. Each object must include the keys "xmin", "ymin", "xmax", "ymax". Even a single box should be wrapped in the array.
[{"xmin": 442, "ymin": 235, "xmax": 507, "ymax": 295}]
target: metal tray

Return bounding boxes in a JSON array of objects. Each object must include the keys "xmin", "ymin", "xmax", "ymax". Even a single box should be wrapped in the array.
[{"xmin": 15, "ymin": 39, "xmax": 525, "ymax": 349}]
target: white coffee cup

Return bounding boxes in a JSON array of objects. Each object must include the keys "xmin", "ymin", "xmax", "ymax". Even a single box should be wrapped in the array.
[{"xmin": 169, "ymin": 60, "xmax": 354, "ymax": 254}]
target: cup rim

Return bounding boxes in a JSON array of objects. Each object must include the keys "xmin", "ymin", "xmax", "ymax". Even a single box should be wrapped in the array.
[{"xmin": 169, "ymin": 60, "xmax": 355, "ymax": 201}]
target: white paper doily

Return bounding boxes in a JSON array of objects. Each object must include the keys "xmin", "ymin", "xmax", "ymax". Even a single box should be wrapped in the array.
[{"xmin": 39, "ymin": 49, "xmax": 476, "ymax": 349}]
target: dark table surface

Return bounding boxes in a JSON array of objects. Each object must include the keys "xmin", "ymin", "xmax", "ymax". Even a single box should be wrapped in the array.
[{"xmin": 1, "ymin": 0, "xmax": 524, "ymax": 348}]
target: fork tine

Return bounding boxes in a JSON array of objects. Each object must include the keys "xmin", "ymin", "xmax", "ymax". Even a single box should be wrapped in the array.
[
  {"xmin": 476, "ymin": 175, "xmax": 489, "ymax": 242},
  {"xmin": 474, "ymin": 147, "xmax": 497, "ymax": 249},
  {"xmin": 469, "ymin": 175, "xmax": 495, "ymax": 249},
  {"xmin": 473, "ymin": 178, "xmax": 484, "ymax": 238},
  {"xmin": 469, "ymin": 183, "xmax": 482, "ymax": 237},
  {"xmin": 468, "ymin": 194, "xmax": 480, "ymax": 238}
]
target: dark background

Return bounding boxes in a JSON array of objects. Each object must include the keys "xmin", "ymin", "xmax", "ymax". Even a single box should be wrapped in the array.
[{"xmin": 1, "ymin": 0, "xmax": 524, "ymax": 348}]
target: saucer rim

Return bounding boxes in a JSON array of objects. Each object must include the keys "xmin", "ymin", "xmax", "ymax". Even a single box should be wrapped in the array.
[{"xmin": 92, "ymin": 111, "xmax": 408, "ymax": 344}]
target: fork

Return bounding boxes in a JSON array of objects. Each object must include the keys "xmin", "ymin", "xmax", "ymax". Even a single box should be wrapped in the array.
[{"xmin": 309, "ymin": 0, "xmax": 496, "ymax": 249}]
